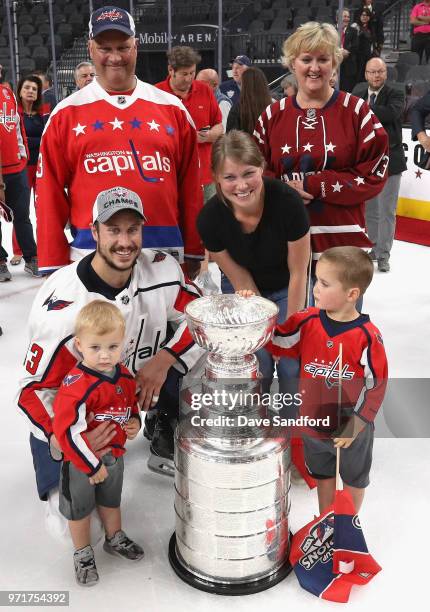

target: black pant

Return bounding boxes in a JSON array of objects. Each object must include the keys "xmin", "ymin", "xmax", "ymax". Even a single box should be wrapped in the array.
[
  {"xmin": 411, "ymin": 33, "xmax": 430, "ymax": 64},
  {"xmin": 0, "ymin": 169, "xmax": 36, "ymax": 262}
]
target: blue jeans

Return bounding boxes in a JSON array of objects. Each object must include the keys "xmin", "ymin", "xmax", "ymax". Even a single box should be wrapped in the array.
[
  {"xmin": 0, "ymin": 169, "xmax": 36, "ymax": 262},
  {"xmin": 221, "ymin": 274, "xmax": 299, "ymax": 413}
]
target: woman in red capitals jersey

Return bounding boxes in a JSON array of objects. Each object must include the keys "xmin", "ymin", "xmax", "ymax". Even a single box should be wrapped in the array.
[{"xmin": 254, "ymin": 22, "xmax": 389, "ymax": 274}]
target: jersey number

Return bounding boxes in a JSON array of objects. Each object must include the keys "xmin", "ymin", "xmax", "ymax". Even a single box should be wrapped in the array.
[{"xmin": 26, "ymin": 343, "xmax": 44, "ymax": 374}]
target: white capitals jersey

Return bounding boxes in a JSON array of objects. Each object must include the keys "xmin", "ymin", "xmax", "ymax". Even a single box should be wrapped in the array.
[{"xmin": 17, "ymin": 250, "xmax": 202, "ymax": 442}]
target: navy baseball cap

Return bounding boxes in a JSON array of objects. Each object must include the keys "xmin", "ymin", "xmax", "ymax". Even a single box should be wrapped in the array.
[
  {"xmin": 89, "ymin": 5, "xmax": 136, "ymax": 39},
  {"xmin": 230, "ymin": 55, "xmax": 252, "ymax": 67}
]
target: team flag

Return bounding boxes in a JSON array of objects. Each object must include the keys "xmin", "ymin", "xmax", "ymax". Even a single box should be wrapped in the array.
[{"xmin": 289, "ymin": 489, "xmax": 382, "ymax": 602}]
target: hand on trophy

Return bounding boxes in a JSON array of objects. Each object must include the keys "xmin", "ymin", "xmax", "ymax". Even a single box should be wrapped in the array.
[{"xmin": 235, "ymin": 289, "xmax": 256, "ymax": 298}]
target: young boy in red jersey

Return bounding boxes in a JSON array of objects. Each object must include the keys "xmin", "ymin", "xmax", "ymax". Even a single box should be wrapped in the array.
[
  {"xmin": 264, "ymin": 247, "xmax": 388, "ymax": 514},
  {"xmin": 53, "ymin": 301, "xmax": 144, "ymax": 586}
]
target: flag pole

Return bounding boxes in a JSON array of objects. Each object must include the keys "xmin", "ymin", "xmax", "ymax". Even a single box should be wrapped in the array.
[{"xmin": 336, "ymin": 343, "xmax": 343, "ymax": 491}]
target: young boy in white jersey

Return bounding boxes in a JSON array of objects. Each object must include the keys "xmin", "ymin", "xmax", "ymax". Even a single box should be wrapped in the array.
[{"xmin": 53, "ymin": 301, "xmax": 143, "ymax": 586}]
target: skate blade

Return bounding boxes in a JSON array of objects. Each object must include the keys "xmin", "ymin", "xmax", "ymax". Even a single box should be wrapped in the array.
[{"xmin": 147, "ymin": 454, "xmax": 174, "ymax": 477}]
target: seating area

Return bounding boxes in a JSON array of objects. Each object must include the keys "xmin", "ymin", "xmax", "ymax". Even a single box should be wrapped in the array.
[{"xmin": 0, "ymin": 0, "xmax": 88, "ymax": 77}]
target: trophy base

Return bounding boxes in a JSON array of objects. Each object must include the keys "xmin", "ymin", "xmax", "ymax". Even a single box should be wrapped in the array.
[{"xmin": 168, "ymin": 532, "xmax": 293, "ymax": 595}]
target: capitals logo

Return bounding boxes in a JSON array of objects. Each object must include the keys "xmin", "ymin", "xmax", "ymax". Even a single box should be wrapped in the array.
[
  {"xmin": 63, "ymin": 373, "xmax": 82, "ymax": 387},
  {"xmin": 299, "ymin": 512, "xmax": 335, "ymax": 570},
  {"xmin": 97, "ymin": 9, "xmax": 123, "ymax": 22},
  {"xmin": 43, "ymin": 291, "xmax": 73, "ymax": 311},
  {"xmin": 152, "ymin": 251, "xmax": 167, "ymax": 263},
  {"xmin": 304, "ymin": 355, "xmax": 355, "ymax": 389}
]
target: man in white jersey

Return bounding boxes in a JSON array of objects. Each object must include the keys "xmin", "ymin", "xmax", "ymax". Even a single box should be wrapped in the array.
[{"xmin": 17, "ymin": 187, "xmax": 202, "ymax": 536}]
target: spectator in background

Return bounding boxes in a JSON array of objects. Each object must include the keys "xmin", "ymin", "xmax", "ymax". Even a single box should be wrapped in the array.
[
  {"xmin": 410, "ymin": 0, "xmax": 430, "ymax": 64},
  {"xmin": 74, "ymin": 61, "xmax": 96, "ymax": 89},
  {"xmin": 411, "ymin": 87, "xmax": 430, "ymax": 162},
  {"xmin": 10, "ymin": 75, "xmax": 48, "ymax": 266},
  {"xmin": 353, "ymin": 58, "xmax": 407, "ymax": 272},
  {"xmin": 280, "ymin": 75, "xmax": 298, "ymax": 98},
  {"xmin": 156, "ymin": 46, "xmax": 223, "ymax": 204},
  {"xmin": 339, "ymin": 9, "xmax": 359, "ymax": 92},
  {"xmin": 0, "ymin": 83, "xmax": 39, "ymax": 281},
  {"xmin": 329, "ymin": 68, "xmax": 338, "ymax": 88},
  {"xmin": 354, "ymin": 0, "xmax": 384, "ymax": 55},
  {"xmin": 196, "ymin": 68, "xmax": 232, "ymax": 132},
  {"xmin": 355, "ymin": 8, "xmax": 378, "ymax": 83},
  {"xmin": 226, "ymin": 67, "xmax": 272, "ymax": 135},
  {"xmin": 219, "ymin": 55, "xmax": 252, "ymax": 105},
  {"xmin": 32, "ymin": 70, "xmax": 57, "ymax": 114}
]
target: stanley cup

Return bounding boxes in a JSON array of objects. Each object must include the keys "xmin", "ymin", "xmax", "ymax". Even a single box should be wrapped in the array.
[{"xmin": 168, "ymin": 294, "xmax": 292, "ymax": 595}]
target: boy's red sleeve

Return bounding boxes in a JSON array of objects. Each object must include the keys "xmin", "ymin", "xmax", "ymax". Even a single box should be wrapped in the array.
[
  {"xmin": 266, "ymin": 311, "xmax": 304, "ymax": 358},
  {"xmin": 354, "ymin": 325, "xmax": 388, "ymax": 424}
]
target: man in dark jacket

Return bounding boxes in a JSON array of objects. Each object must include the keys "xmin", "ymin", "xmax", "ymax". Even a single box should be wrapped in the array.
[
  {"xmin": 353, "ymin": 58, "xmax": 407, "ymax": 272},
  {"xmin": 411, "ymin": 88, "xmax": 430, "ymax": 161},
  {"xmin": 339, "ymin": 9, "xmax": 359, "ymax": 92}
]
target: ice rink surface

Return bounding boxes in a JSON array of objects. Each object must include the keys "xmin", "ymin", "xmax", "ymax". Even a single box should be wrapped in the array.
[{"xmin": 1, "ymin": 224, "xmax": 429, "ymax": 611}]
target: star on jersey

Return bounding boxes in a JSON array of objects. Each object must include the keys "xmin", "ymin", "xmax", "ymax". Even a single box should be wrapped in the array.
[
  {"xmin": 129, "ymin": 117, "xmax": 142, "ymax": 129},
  {"xmin": 147, "ymin": 119, "xmax": 160, "ymax": 132},
  {"xmin": 303, "ymin": 142, "xmax": 314, "ymax": 152},
  {"xmin": 281, "ymin": 143, "xmax": 291, "ymax": 154},
  {"xmin": 72, "ymin": 123, "xmax": 86, "ymax": 136},
  {"xmin": 109, "ymin": 117, "xmax": 124, "ymax": 130},
  {"xmin": 325, "ymin": 142, "xmax": 336, "ymax": 153},
  {"xmin": 354, "ymin": 176, "xmax": 365, "ymax": 186},
  {"xmin": 92, "ymin": 120, "xmax": 104, "ymax": 131},
  {"xmin": 332, "ymin": 181, "xmax": 343, "ymax": 192}
]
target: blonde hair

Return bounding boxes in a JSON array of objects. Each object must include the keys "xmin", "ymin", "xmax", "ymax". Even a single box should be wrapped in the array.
[
  {"xmin": 319, "ymin": 247, "xmax": 374, "ymax": 295},
  {"xmin": 282, "ymin": 22, "xmax": 343, "ymax": 70},
  {"xmin": 75, "ymin": 300, "xmax": 126, "ymax": 337}
]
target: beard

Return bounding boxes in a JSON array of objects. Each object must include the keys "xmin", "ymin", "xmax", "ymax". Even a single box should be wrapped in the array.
[{"xmin": 96, "ymin": 243, "xmax": 140, "ymax": 272}]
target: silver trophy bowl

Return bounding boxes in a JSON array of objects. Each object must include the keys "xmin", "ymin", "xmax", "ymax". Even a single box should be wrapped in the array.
[
  {"xmin": 169, "ymin": 295, "xmax": 292, "ymax": 595},
  {"xmin": 185, "ymin": 294, "xmax": 279, "ymax": 357}
]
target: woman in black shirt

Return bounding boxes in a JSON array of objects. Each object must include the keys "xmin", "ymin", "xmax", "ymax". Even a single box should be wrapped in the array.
[{"xmin": 197, "ymin": 130, "xmax": 310, "ymax": 395}]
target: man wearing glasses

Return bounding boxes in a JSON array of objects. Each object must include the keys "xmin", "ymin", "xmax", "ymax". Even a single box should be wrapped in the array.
[
  {"xmin": 35, "ymin": 5, "xmax": 203, "ymax": 278},
  {"xmin": 353, "ymin": 57, "xmax": 406, "ymax": 272}
]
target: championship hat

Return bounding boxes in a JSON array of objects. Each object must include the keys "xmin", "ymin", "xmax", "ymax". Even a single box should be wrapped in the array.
[
  {"xmin": 89, "ymin": 5, "xmax": 136, "ymax": 39},
  {"xmin": 92, "ymin": 187, "xmax": 146, "ymax": 223}
]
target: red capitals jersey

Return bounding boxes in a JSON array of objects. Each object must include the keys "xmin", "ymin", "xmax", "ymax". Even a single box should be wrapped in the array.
[
  {"xmin": 35, "ymin": 78, "xmax": 203, "ymax": 273},
  {"xmin": 156, "ymin": 78, "xmax": 222, "ymax": 185},
  {"xmin": 0, "ymin": 86, "xmax": 28, "ymax": 175},
  {"xmin": 267, "ymin": 307, "xmax": 388, "ymax": 431},
  {"xmin": 254, "ymin": 91, "xmax": 389, "ymax": 261},
  {"xmin": 53, "ymin": 363, "xmax": 140, "ymax": 475}
]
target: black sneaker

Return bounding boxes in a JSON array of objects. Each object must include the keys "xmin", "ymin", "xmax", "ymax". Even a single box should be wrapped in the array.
[
  {"xmin": 378, "ymin": 258, "xmax": 390, "ymax": 272},
  {"xmin": 73, "ymin": 545, "xmax": 99, "ymax": 587},
  {"xmin": 104, "ymin": 530, "xmax": 144, "ymax": 561},
  {"xmin": 151, "ymin": 412, "xmax": 175, "ymax": 460},
  {"xmin": 368, "ymin": 250, "xmax": 377, "ymax": 262}
]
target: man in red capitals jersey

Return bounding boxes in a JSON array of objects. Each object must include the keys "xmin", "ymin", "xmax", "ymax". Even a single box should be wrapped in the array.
[
  {"xmin": 254, "ymin": 22, "xmax": 389, "ymax": 266},
  {"xmin": 17, "ymin": 188, "xmax": 202, "ymax": 521},
  {"xmin": 266, "ymin": 247, "xmax": 388, "ymax": 514},
  {"xmin": 35, "ymin": 6, "xmax": 203, "ymax": 276}
]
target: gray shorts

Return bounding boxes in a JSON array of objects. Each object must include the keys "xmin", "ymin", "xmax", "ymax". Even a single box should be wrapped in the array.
[
  {"xmin": 303, "ymin": 424, "xmax": 374, "ymax": 489},
  {"xmin": 59, "ymin": 454, "xmax": 124, "ymax": 521}
]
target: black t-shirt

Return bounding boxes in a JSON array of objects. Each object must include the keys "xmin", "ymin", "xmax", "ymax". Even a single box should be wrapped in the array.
[{"xmin": 197, "ymin": 177, "xmax": 309, "ymax": 292}]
